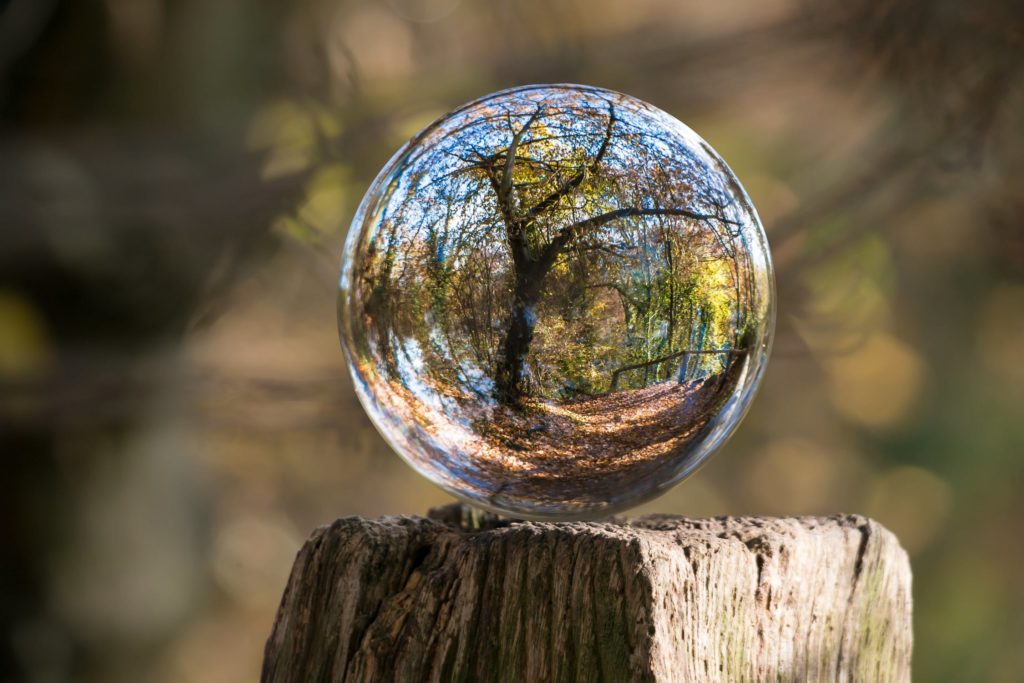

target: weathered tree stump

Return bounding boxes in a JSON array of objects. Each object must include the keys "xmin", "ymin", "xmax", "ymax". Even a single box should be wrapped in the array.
[{"xmin": 263, "ymin": 504, "xmax": 912, "ymax": 682}]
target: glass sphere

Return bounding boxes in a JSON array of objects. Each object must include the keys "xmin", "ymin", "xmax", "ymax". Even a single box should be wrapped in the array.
[{"xmin": 338, "ymin": 84, "xmax": 774, "ymax": 519}]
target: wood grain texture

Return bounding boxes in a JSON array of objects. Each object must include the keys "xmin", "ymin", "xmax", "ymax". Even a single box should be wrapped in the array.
[{"xmin": 262, "ymin": 504, "xmax": 912, "ymax": 682}]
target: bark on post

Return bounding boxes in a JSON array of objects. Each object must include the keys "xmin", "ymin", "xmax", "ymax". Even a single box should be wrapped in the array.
[{"xmin": 262, "ymin": 504, "xmax": 912, "ymax": 682}]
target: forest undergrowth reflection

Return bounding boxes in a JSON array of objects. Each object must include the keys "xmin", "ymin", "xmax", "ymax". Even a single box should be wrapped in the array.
[{"xmin": 340, "ymin": 85, "xmax": 773, "ymax": 516}]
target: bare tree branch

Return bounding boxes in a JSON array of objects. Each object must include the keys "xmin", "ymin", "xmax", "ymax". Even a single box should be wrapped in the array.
[
  {"xmin": 498, "ymin": 105, "xmax": 544, "ymax": 215},
  {"xmin": 538, "ymin": 206, "xmax": 737, "ymax": 273},
  {"xmin": 524, "ymin": 101, "xmax": 617, "ymax": 220},
  {"xmin": 610, "ymin": 348, "xmax": 746, "ymax": 391}
]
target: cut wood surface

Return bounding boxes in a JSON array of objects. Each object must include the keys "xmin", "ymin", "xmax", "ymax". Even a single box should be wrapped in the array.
[{"xmin": 262, "ymin": 504, "xmax": 912, "ymax": 682}]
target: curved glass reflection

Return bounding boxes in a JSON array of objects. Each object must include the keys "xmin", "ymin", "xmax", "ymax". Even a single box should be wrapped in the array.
[{"xmin": 339, "ymin": 84, "xmax": 774, "ymax": 518}]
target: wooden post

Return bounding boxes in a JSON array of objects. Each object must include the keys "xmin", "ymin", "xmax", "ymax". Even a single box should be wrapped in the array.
[{"xmin": 262, "ymin": 504, "xmax": 912, "ymax": 682}]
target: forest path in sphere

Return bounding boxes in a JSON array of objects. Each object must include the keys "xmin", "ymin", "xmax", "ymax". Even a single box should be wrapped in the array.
[
  {"xmin": 468, "ymin": 375, "xmax": 732, "ymax": 507},
  {"xmin": 364, "ymin": 361, "xmax": 738, "ymax": 511}
]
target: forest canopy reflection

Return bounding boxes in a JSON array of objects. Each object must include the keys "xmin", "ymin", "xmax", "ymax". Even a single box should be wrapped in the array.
[{"xmin": 340, "ymin": 85, "xmax": 773, "ymax": 517}]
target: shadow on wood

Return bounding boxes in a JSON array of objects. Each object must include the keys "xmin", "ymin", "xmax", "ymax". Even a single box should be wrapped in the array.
[{"xmin": 262, "ymin": 504, "xmax": 912, "ymax": 682}]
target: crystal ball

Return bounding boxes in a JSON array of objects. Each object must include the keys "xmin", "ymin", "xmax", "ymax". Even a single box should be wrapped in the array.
[{"xmin": 338, "ymin": 84, "xmax": 774, "ymax": 518}]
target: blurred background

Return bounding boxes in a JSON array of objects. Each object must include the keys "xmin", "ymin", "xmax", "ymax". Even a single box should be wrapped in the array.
[{"xmin": 1, "ymin": 0, "xmax": 1021, "ymax": 680}]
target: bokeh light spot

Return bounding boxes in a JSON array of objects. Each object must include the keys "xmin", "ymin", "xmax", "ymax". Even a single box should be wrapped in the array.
[
  {"xmin": 865, "ymin": 465, "xmax": 953, "ymax": 555},
  {"xmin": 826, "ymin": 332, "xmax": 925, "ymax": 429}
]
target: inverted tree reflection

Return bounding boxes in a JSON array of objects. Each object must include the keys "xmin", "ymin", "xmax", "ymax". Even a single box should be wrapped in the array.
[{"xmin": 343, "ymin": 85, "xmax": 772, "ymax": 513}]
